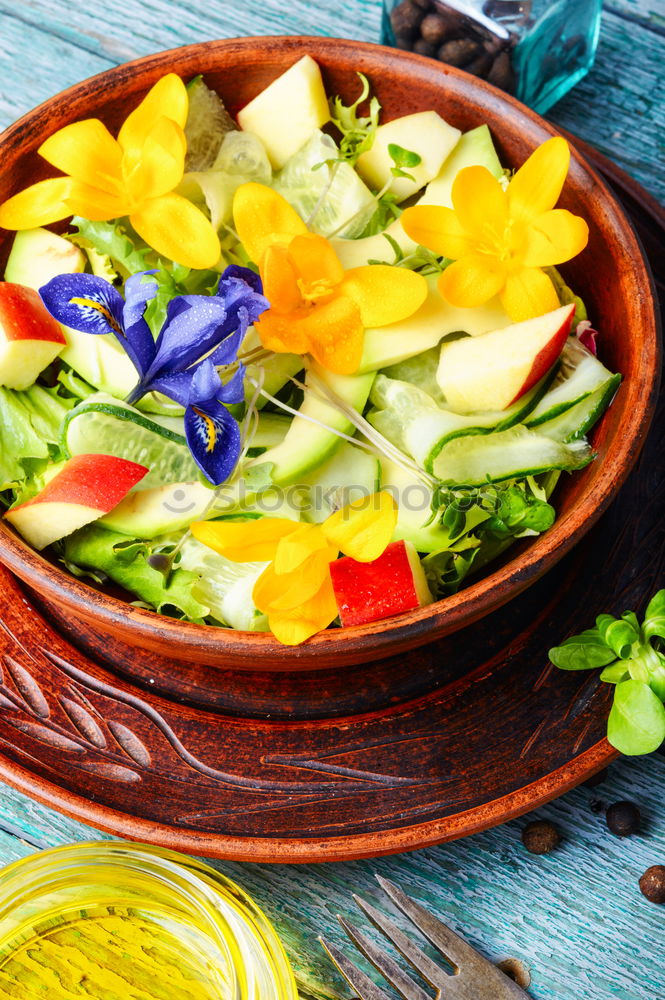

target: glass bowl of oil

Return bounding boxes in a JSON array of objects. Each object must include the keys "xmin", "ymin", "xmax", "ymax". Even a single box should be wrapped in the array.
[{"xmin": 0, "ymin": 841, "xmax": 297, "ymax": 999}]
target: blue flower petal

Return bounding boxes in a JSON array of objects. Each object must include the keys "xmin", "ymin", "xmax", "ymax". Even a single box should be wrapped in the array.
[
  {"xmin": 217, "ymin": 266, "xmax": 269, "ymax": 325},
  {"xmin": 146, "ymin": 370, "xmax": 195, "ymax": 407},
  {"xmin": 208, "ymin": 327, "xmax": 244, "ymax": 367},
  {"xmin": 122, "ymin": 271, "xmax": 159, "ymax": 377},
  {"xmin": 188, "ymin": 357, "xmax": 223, "ymax": 404},
  {"xmin": 146, "ymin": 295, "xmax": 230, "ymax": 381},
  {"xmin": 217, "ymin": 364, "xmax": 245, "ymax": 405},
  {"xmin": 39, "ymin": 273, "xmax": 125, "ymax": 340},
  {"xmin": 185, "ymin": 397, "xmax": 241, "ymax": 486}
]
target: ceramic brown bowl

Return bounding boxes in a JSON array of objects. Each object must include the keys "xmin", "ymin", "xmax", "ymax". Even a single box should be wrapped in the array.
[{"xmin": 0, "ymin": 36, "xmax": 659, "ymax": 672}]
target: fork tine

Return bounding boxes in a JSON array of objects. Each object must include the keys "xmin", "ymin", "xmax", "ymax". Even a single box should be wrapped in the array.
[
  {"xmin": 319, "ymin": 937, "xmax": 395, "ymax": 1000},
  {"xmin": 353, "ymin": 892, "xmax": 454, "ymax": 987},
  {"xmin": 376, "ymin": 876, "xmax": 491, "ymax": 972},
  {"xmin": 338, "ymin": 915, "xmax": 432, "ymax": 1000}
]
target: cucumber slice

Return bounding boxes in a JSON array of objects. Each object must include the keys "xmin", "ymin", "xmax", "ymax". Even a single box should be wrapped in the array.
[
  {"xmin": 62, "ymin": 393, "xmax": 199, "ymax": 488},
  {"xmin": 274, "ymin": 130, "xmax": 376, "ymax": 239},
  {"xmin": 381, "ymin": 346, "xmax": 445, "ymax": 404},
  {"xmin": 369, "ymin": 367, "xmax": 557, "ymax": 473},
  {"xmin": 526, "ymin": 338, "xmax": 616, "ymax": 426},
  {"xmin": 299, "ymin": 442, "xmax": 381, "ymax": 524},
  {"xmin": 258, "ymin": 365, "xmax": 375, "ymax": 485},
  {"xmin": 99, "ymin": 480, "xmax": 214, "ymax": 537},
  {"xmin": 432, "ymin": 424, "xmax": 594, "ymax": 485},
  {"xmin": 379, "ymin": 458, "xmax": 456, "ymax": 553},
  {"xmin": 177, "ymin": 535, "xmax": 269, "ymax": 631},
  {"xmin": 536, "ymin": 374, "xmax": 621, "ymax": 442},
  {"xmin": 184, "ymin": 76, "xmax": 235, "ymax": 171},
  {"xmin": 249, "ymin": 412, "xmax": 292, "ymax": 451}
]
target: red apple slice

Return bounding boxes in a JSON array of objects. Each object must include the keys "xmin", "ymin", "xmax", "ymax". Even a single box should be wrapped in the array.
[
  {"xmin": 437, "ymin": 303, "xmax": 576, "ymax": 413},
  {"xmin": 5, "ymin": 454, "xmax": 148, "ymax": 550},
  {"xmin": 0, "ymin": 282, "xmax": 67, "ymax": 390},
  {"xmin": 330, "ymin": 540, "xmax": 433, "ymax": 628}
]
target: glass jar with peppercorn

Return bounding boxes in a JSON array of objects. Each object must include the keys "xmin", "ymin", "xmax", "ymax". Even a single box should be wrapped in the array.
[{"xmin": 382, "ymin": 0, "xmax": 602, "ymax": 114}]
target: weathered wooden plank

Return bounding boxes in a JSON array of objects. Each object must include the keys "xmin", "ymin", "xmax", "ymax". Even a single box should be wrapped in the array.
[
  {"xmin": 0, "ymin": 14, "xmax": 112, "ymax": 127},
  {"xmin": 606, "ymin": 0, "xmax": 665, "ymax": 30},
  {"xmin": 549, "ymin": 9, "xmax": 665, "ymax": 204},
  {"xmin": 0, "ymin": 755, "xmax": 663, "ymax": 999}
]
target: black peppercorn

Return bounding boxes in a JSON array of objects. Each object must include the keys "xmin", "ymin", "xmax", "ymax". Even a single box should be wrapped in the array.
[
  {"xmin": 413, "ymin": 39, "xmax": 438, "ymax": 57},
  {"xmin": 639, "ymin": 866, "xmax": 665, "ymax": 904},
  {"xmin": 420, "ymin": 12, "xmax": 451, "ymax": 45},
  {"xmin": 486, "ymin": 50, "xmax": 515, "ymax": 92},
  {"xmin": 606, "ymin": 801, "xmax": 641, "ymax": 837},
  {"xmin": 462, "ymin": 50, "xmax": 494, "ymax": 79},
  {"xmin": 390, "ymin": 0, "xmax": 424, "ymax": 42},
  {"xmin": 436, "ymin": 37, "xmax": 481, "ymax": 67},
  {"xmin": 521, "ymin": 820, "xmax": 561, "ymax": 854}
]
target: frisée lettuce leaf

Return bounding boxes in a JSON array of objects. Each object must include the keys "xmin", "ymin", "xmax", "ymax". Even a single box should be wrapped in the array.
[{"xmin": 0, "ymin": 382, "xmax": 74, "ymax": 492}]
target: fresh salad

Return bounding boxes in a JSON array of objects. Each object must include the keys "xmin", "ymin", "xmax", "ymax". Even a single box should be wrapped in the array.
[{"xmin": 0, "ymin": 57, "xmax": 620, "ymax": 645}]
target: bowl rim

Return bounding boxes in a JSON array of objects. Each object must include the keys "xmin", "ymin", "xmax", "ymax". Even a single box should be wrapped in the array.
[{"xmin": 0, "ymin": 34, "xmax": 660, "ymax": 669}]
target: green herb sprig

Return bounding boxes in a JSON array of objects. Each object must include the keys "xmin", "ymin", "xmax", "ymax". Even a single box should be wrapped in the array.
[
  {"xmin": 327, "ymin": 73, "xmax": 381, "ymax": 167},
  {"xmin": 549, "ymin": 590, "xmax": 665, "ymax": 755}
]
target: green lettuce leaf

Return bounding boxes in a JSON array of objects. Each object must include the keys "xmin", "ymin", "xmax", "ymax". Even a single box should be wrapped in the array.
[
  {"xmin": 63, "ymin": 525, "xmax": 209, "ymax": 621},
  {"xmin": 0, "ymin": 382, "xmax": 73, "ymax": 490}
]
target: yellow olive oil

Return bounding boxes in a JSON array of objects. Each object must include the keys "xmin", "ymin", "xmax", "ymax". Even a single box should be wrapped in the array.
[{"xmin": 0, "ymin": 902, "xmax": 229, "ymax": 999}]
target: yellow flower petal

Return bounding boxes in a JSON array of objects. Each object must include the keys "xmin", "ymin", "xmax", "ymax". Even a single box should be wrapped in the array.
[
  {"xmin": 522, "ymin": 209, "xmax": 589, "ymax": 267},
  {"xmin": 272, "ymin": 524, "xmax": 331, "ymax": 575},
  {"xmin": 323, "ymin": 491, "xmax": 397, "ymax": 562},
  {"xmin": 0, "ymin": 177, "xmax": 127, "ymax": 229},
  {"xmin": 124, "ymin": 117, "xmax": 186, "ymax": 204},
  {"xmin": 190, "ymin": 517, "xmax": 300, "ymax": 562},
  {"xmin": 508, "ymin": 137, "xmax": 571, "ymax": 223},
  {"xmin": 233, "ymin": 183, "xmax": 307, "ymax": 264},
  {"xmin": 438, "ymin": 253, "xmax": 506, "ymax": 308},
  {"xmin": 130, "ymin": 192, "xmax": 220, "ymax": 269},
  {"xmin": 0, "ymin": 177, "xmax": 79, "ymax": 229},
  {"xmin": 338, "ymin": 265, "xmax": 427, "ymax": 327},
  {"xmin": 255, "ymin": 309, "xmax": 311, "ymax": 356},
  {"xmin": 451, "ymin": 166, "xmax": 508, "ymax": 247},
  {"xmin": 499, "ymin": 266, "xmax": 561, "ymax": 321},
  {"xmin": 266, "ymin": 576, "xmax": 339, "ymax": 645},
  {"xmin": 254, "ymin": 552, "xmax": 332, "ymax": 611},
  {"xmin": 38, "ymin": 119, "xmax": 123, "ymax": 195},
  {"xmin": 118, "ymin": 74, "xmax": 188, "ymax": 159},
  {"xmin": 261, "ymin": 245, "xmax": 302, "ymax": 313},
  {"xmin": 399, "ymin": 205, "xmax": 477, "ymax": 260},
  {"xmin": 299, "ymin": 294, "xmax": 365, "ymax": 375},
  {"xmin": 288, "ymin": 232, "xmax": 344, "ymax": 290}
]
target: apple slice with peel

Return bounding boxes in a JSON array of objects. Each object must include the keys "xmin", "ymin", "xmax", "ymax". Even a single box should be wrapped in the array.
[
  {"xmin": 0, "ymin": 282, "xmax": 66, "ymax": 390},
  {"xmin": 330, "ymin": 540, "xmax": 433, "ymax": 628},
  {"xmin": 5, "ymin": 454, "xmax": 148, "ymax": 550},
  {"xmin": 437, "ymin": 303, "xmax": 576, "ymax": 414}
]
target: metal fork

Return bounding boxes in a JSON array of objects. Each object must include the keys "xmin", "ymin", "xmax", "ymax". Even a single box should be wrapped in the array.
[{"xmin": 320, "ymin": 875, "xmax": 529, "ymax": 1000}]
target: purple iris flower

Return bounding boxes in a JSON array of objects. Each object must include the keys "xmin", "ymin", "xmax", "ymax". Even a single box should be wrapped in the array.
[{"xmin": 39, "ymin": 265, "xmax": 269, "ymax": 485}]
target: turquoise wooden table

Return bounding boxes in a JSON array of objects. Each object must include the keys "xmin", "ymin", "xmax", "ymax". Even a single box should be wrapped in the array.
[{"xmin": 0, "ymin": 1, "xmax": 663, "ymax": 998}]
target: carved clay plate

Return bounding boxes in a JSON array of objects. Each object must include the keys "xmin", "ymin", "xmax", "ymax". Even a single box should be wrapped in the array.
[{"xmin": 0, "ymin": 148, "xmax": 662, "ymax": 863}]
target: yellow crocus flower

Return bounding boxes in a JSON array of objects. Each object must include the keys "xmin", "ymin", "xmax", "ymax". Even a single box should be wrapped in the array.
[
  {"xmin": 401, "ymin": 137, "xmax": 589, "ymax": 322},
  {"xmin": 191, "ymin": 491, "xmax": 398, "ymax": 645},
  {"xmin": 0, "ymin": 74, "xmax": 220, "ymax": 270}
]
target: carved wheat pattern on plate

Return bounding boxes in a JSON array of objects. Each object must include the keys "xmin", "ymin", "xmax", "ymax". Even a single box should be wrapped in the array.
[{"xmin": 0, "ymin": 615, "xmax": 423, "ymax": 813}]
